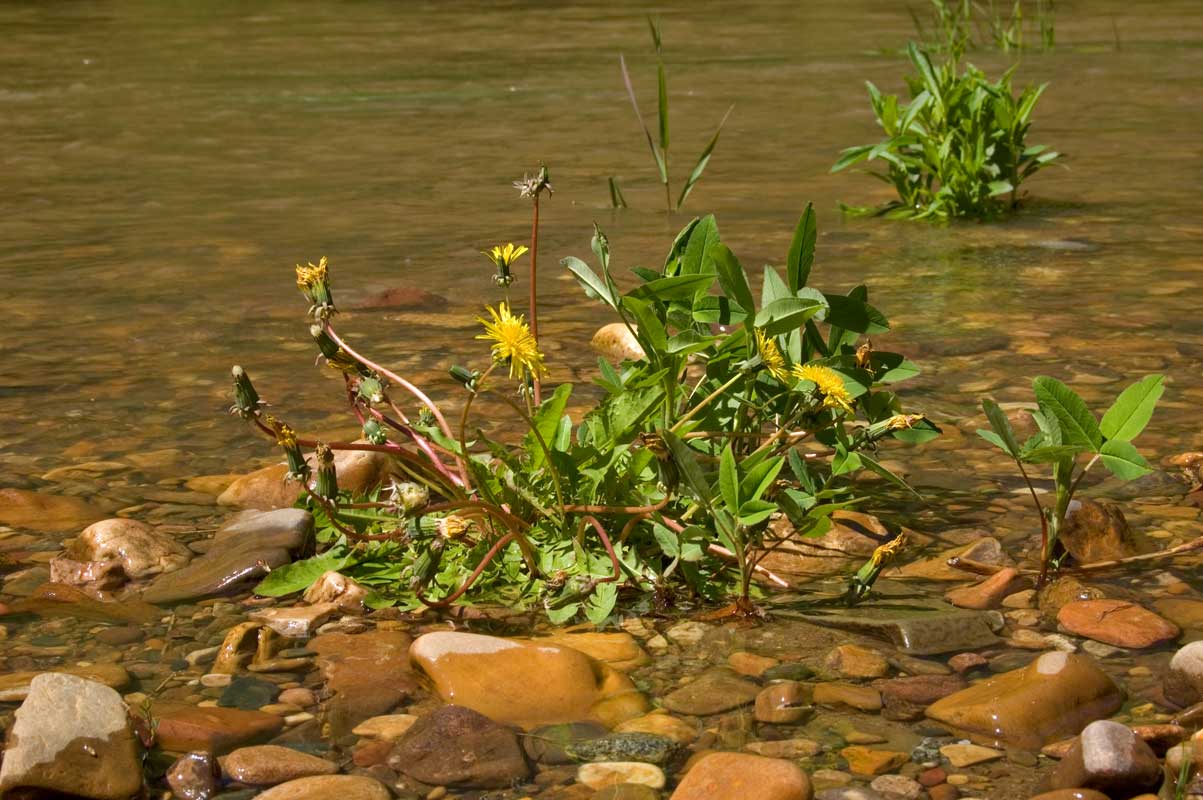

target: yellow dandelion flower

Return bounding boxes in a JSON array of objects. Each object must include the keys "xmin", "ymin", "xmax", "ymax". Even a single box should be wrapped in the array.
[
  {"xmin": 482, "ymin": 243, "xmax": 529, "ymax": 288},
  {"xmin": 476, "ymin": 302, "xmax": 547, "ymax": 382},
  {"xmin": 437, "ymin": 515, "xmax": 471, "ymax": 540},
  {"xmin": 754, "ymin": 328, "xmax": 789, "ymax": 382},
  {"xmin": 792, "ymin": 363, "xmax": 854, "ymax": 412},
  {"xmin": 483, "ymin": 243, "xmax": 529, "ymax": 268}
]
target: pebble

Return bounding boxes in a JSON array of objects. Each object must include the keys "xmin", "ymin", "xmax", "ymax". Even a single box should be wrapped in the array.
[
  {"xmin": 219, "ymin": 744, "xmax": 338, "ymax": 785},
  {"xmin": 825, "ymin": 644, "xmax": 890, "ymax": 679},
  {"xmin": 813, "ymin": 682, "xmax": 882, "ymax": 711},
  {"xmin": 576, "ymin": 762, "xmax": 666, "ymax": 790},
  {"xmin": 939, "ymin": 743, "xmax": 1003, "ymax": 767},
  {"xmin": 352, "ymin": 714, "xmax": 419, "ymax": 740},
  {"xmin": 728, "ymin": 651, "xmax": 780, "ymax": 677},
  {"xmin": 840, "ymin": 746, "xmax": 908, "ymax": 776},
  {"xmin": 869, "ymin": 775, "xmax": 923, "ymax": 799},
  {"xmin": 755, "ymin": 681, "xmax": 812, "ymax": 724}
]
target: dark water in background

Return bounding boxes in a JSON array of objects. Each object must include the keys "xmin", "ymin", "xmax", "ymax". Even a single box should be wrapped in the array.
[{"xmin": 2, "ymin": 0, "xmax": 1202, "ymax": 501}]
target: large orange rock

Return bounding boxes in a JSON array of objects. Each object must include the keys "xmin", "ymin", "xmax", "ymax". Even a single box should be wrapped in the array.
[
  {"xmin": 311, "ymin": 631, "xmax": 416, "ymax": 727},
  {"xmin": 925, "ymin": 652, "xmax": 1122, "ymax": 750},
  {"xmin": 1056, "ymin": 599, "xmax": 1179, "ymax": 648},
  {"xmin": 410, "ymin": 631, "xmax": 646, "ymax": 729},
  {"xmin": 670, "ymin": 752, "xmax": 812, "ymax": 800}
]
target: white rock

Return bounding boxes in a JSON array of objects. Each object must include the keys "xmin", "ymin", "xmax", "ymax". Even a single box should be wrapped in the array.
[{"xmin": 73, "ymin": 518, "xmax": 192, "ymax": 579}]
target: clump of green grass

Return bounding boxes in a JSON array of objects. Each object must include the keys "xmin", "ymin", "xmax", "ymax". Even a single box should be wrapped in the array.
[
  {"xmin": 832, "ymin": 43, "xmax": 1061, "ymax": 221},
  {"xmin": 911, "ymin": 0, "xmax": 1055, "ymax": 55}
]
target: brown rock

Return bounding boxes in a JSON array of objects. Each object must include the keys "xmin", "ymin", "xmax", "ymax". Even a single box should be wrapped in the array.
[
  {"xmin": 758, "ymin": 511, "xmax": 893, "ymax": 578},
  {"xmin": 874, "ymin": 674, "xmax": 966, "ymax": 721},
  {"xmin": 614, "ymin": 712, "xmax": 698, "ymax": 744},
  {"xmin": 925, "ymin": 652, "xmax": 1122, "ymax": 749},
  {"xmin": 928, "ymin": 784, "xmax": 960, "ymax": 800},
  {"xmin": 1037, "ymin": 576, "xmax": 1105, "ymax": 618},
  {"xmin": 252, "ymin": 775, "xmax": 391, "ymax": 800},
  {"xmin": 218, "ymin": 449, "xmax": 395, "ymax": 510},
  {"xmin": 944, "ymin": 567, "xmax": 1022, "ymax": 610},
  {"xmin": 72, "ymin": 517, "xmax": 192, "ymax": 579},
  {"xmin": 311, "ymin": 630, "xmax": 415, "ymax": 725},
  {"xmin": 537, "ymin": 631, "xmax": 651, "ymax": 672},
  {"xmin": 0, "ymin": 487, "xmax": 106, "ymax": 532},
  {"xmin": 754, "ymin": 681, "xmax": 812, "ymax": 724},
  {"xmin": 1056, "ymin": 599, "xmax": 1179, "ymax": 648},
  {"xmin": 1027, "ymin": 792, "xmax": 1109, "ymax": 800},
  {"xmin": 661, "ymin": 670, "xmax": 761, "ymax": 716},
  {"xmin": 812, "ymin": 682, "xmax": 882, "ymax": 711},
  {"xmin": 729, "ymin": 651, "xmax": 780, "ymax": 677},
  {"xmin": 891, "ymin": 536, "xmax": 1009, "ymax": 581},
  {"xmin": 670, "ymin": 752, "xmax": 812, "ymax": 800},
  {"xmin": 411, "ymin": 631, "xmax": 644, "ymax": 729},
  {"xmin": 1155, "ymin": 598, "xmax": 1203, "ymax": 632},
  {"xmin": 8, "ymin": 582, "xmax": 160, "ymax": 624},
  {"xmin": 1168, "ymin": 641, "xmax": 1203, "ymax": 706},
  {"xmin": 824, "ymin": 644, "xmax": 889, "ymax": 679},
  {"xmin": 219, "ymin": 744, "xmax": 337, "ymax": 785},
  {"xmin": 387, "ymin": 705, "xmax": 530, "ymax": 788},
  {"xmin": 167, "ymin": 752, "xmax": 220, "ymax": 800},
  {"xmin": 152, "ymin": 703, "xmax": 284, "ymax": 753},
  {"xmin": 1060, "ymin": 499, "xmax": 1144, "ymax": 564},
  {"xmin": 249, "ymin": 604, "xmax": 339, "ymax": 638},
  {"xmin": 351, "ymin": 738, "xmax": 393, "ymax": 768},
  {"xmin": 0, "ymin": 663, "xmax": 131, "ymax": 702},
  {"xmin": 1050, "ymin": 720, "xmax": 1161, "ymax": 796},
  {"xmin": 352, "ymin": 285, "xmax": 448, "ymax": 311},
  {"xmin": 948, "ymin": 653, "xmax": 989, "ymax": 674},
  {"xmin": 839, "ymin": 745, "xmax": 908, "ymax": 775}
]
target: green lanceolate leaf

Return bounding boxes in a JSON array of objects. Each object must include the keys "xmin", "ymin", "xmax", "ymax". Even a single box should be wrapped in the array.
[
  {"xmin": 662, "ymin": 429, "xmax": 712, "ymax": 506},
  {"xmin": 753, "ymin": 297, "xmax": 824, "ymax": 336},
  {"xmin": 619, "ymin": 53, "xmax": 667, "ymax": 185},
  {"xmin": 563, "ymin": 256, "xmax": 619, "ymax": 310},
  {"xmin": 526, "ymin": 383, "xmax": 573, "ymax": 469},
  {"xmin": 786, "ymin": 202, "xmax": 818, "ymax": 291},
  {"xmin": 1099, "ymin": 438, "xmax": 1153, "ymax": 481},
  {"xmin": 1033, "ymin": 376, "xmax": 1102, "ymax": 452},
  {"xmin": 677, "ymin": 105, "xmax": 733, "ymax": 210},
  {"xmin": 1099, "ymin": 374, "xmax": 1164, "ymax": 443},
  {"xmin": 256, "ymin": 549, "xmax": 356, "ymax": 597},
  {"xmin": 712, "ymin": 243, "xmax": 755, "ymax": 319},
  {"xmin": 719, "ymin": 444, "xmax": 740, "ymax": 513},
  {"xmin": 981, "ymin": 398, "xmax": 1020, "ymax": 457}
]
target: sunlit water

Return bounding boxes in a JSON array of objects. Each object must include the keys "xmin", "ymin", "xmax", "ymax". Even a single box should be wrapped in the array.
[{"xmin": 2, "ymin": 2, "xmax": 1203, "ymax": 789}]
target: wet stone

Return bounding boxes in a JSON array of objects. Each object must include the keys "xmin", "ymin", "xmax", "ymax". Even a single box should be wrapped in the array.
[
  {"xmin": 167, "ymin": 752, "xmax": 221, "ymax": 800},
  {"xmin": 251, "ymin": 775, "xmax": 391, "ymax": 800},
  {"xmin": 387, "ymin": 704, "xmax": 530, "ymax": 789},
  {"xmin": 1056, "ymin": 599, "xmax": 1180, "ymax": 649},
  {"xmin": 661, "ymin": 669, "xmax": 760, "ymax": 716},
  {"xmin": 925, "ymin": 652, "xmax": 1122, "ymax": 750},
  {"xmin": 218, "ymin": 676, "xmax": 280, "ymax": 710},
  {"xmin": 1050, "ymin": 720, "xmax": 1161, "ymax": 797},
  {"xmin": 670, "ymin": 752, "xmax": 811, "ymax": 800},
  {"xmin": 218, "ymin": 744, "xmax": 338, "ymax": 785}
]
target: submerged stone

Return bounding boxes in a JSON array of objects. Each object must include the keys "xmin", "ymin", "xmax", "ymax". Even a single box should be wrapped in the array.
[
  {"xmin": 5, "ymin": 582, "xmax": 161, "ymax": 623},
  {"xmin": 410, "ymin": 631, "xmax": 644, "ymax": 729},
  {"xmin": 0, "ymin": 663, "xmax": 130, "ymax": 702},
  {"xmin": 387, "ymin": 704, "xmax": 530, "ymax": 788},
  {"xmin": 1056, "ymin": 599, "xmax": 1179, "ymax": 649},
  {"xmin": 311, "ymin": 630, "xmax": 415, "ymax": 727},
  {"xmin": 0, "ymin": 487, "xmax": 107, "ymax": 533},
  {"xmin": 152, "ymin": 703, "xmax": 285, "ymax": 753},
  {"xmin": 141, "ymin": 539, "xmax": 293, "ymax": 603},
  {"xmin": 252, "ymin": 775, "xmax": 391, "ymax": 800},
  {"xmin": 925, "ymin": 652, "xmax": 1123, "ymax": 750},
  {"xmin": 791, "ymin": 607, "xmax": 1000, "ymax": 655},
  {"xmin": 565, "ymin": 732, "xmax": 680, "ymax": 764},
  {"xmin": 660, "ymin": 669, "xmax": 760, "ymax": 716}
]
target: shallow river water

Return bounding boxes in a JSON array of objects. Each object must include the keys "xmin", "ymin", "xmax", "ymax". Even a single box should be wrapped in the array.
[{"xmin": 2, "ymin": 1, "xmax": 1203, "ymax": 799}]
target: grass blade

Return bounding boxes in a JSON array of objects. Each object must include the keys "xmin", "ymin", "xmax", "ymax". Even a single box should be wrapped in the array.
[
  {"xmin": 608, "ymin": 176, "xmax": 628, "ymax": 208},
  {"xmin": 619, "ymin": 54, "xmax": 668, "ymax": 185},
  {"xmin": 676, "ymin": 104, "xmax": 733, "ymax": 209}
]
